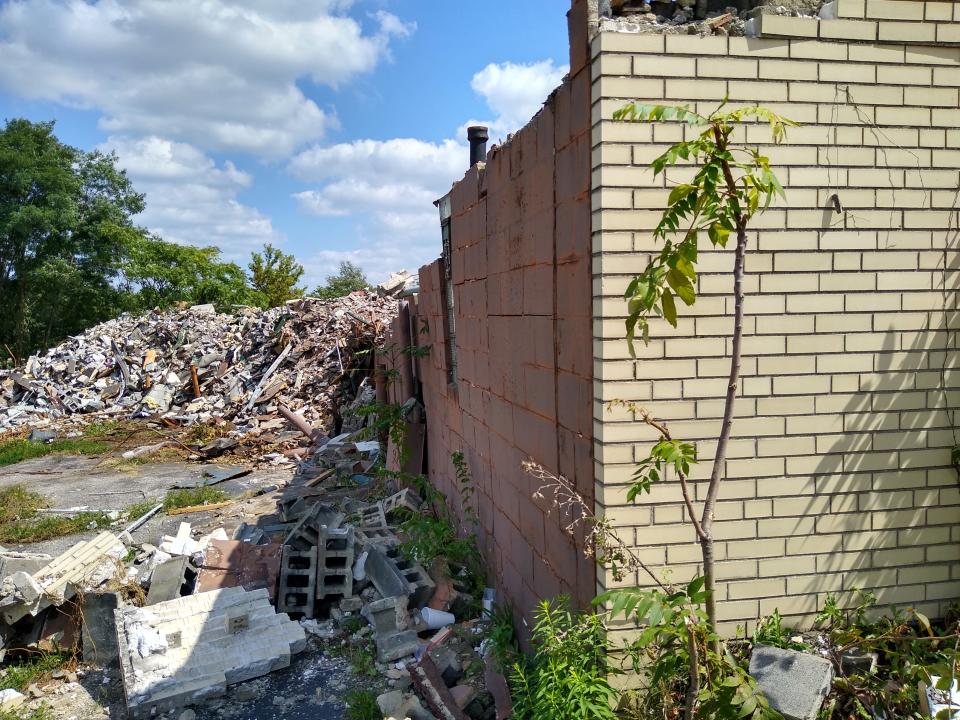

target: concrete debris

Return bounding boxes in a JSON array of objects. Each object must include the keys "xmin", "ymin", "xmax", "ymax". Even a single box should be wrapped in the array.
[
  {"xmin": 80, "ymin": 591, "xmax": 121, "ymax": 667},
  {"xmin": 115, "ymin": 586, "xmax": 306, "ymax": 719},
  {"xmin": 145, "ymin": 556, "xmax": 198, "ymax": 605},
  {"xmin": 0, "ymin": 688, "xmax": 25, "ymax": 712},
  {"xmin": 0, "ymin": 531, "xmax": 126, "ymax": 625},
  {"xmin": 378, "ymin": 269, "xmax": 417, "ymax": 297},
  {"xmin": 921, "ymin": 676, "xmax": 960, "ymax": 720},
  {"xmin": 601, "ymin": 0, "xmax": 825, "ymax": 36},
  {"xmin": 749, "ymin": 644, "xmax": 833, "ymax": 720},
  {"xmin": 0, "ymin": 292, "xmax": 398, "ymax": 434}
]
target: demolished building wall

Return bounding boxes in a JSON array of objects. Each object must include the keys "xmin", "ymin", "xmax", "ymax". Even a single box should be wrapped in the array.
[
  {"xmin": 383, "ymin": 0, "xmax": 597, "ymax": 633},
  {"xmin": 592, "ymin": 0, "xmax": 960, "ymax": 638}
]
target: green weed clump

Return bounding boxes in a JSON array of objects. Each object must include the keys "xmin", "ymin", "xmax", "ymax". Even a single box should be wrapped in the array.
[
  {"xmin": 343, "ymin": 688, "xmax": 380, "ymax": 720},
  {"xmin": 162, "ymin": 487, "xmax": 228, "ymax": 511},
  {"xmin": 0, "ymin": 438, "xmax": 108, "ymax": 467},
  {"xmin": 0, "ymin": 485, "xmax": 112, "ymax": 544},
  {"xmin": 510, "ymin": 597, "xmax": 618, "ymax": 720},
  {"xmin": 0, "ymin": 652, "xmax": 71, "ymax": 692}
]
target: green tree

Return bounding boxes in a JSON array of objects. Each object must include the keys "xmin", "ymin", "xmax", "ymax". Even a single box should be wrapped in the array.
[
  {"xmin": 248, "ymin": 243, "xmax": 305, "ymax": 308},
  {"xmin": 313, "ymin": 260, "xmax": 369, "ymax": 299},
  {"xmin": 0, "ymin": 118, "xmax": 146, "ymax": 356},
  {"xmin": 606, "ymin": 101, "xmax": 793, "ymax": 654},
  {"xmin": 122, "ymin": 235, "xmax": 254, "ymax": 310}
]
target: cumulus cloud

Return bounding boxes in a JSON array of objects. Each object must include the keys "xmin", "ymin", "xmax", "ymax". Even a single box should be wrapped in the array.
[
  {"xmin": 469, "ymin": 59, "xmax": 569, "ymax": 136},
  {"xmin": 290, "ymin": 59, "xmax": 568, "ymax": 283},
  {"xmin": 103, "ymin": 136, "xmax": 281, "ymax": 261},
  {"xmin": 0, "ymin": 0, "xmax": 414, "ymax": 157}
]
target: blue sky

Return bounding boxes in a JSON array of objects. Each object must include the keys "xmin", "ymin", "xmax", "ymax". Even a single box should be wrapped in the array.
[{"xmin": 0, "ymin": 1, "xmax": 570, "ymax": 288}]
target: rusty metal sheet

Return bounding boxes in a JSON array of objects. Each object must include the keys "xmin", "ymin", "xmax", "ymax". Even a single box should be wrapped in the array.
[{"xmin": 196, "ymin": 540, "xmax": 282, "ymax": 600}]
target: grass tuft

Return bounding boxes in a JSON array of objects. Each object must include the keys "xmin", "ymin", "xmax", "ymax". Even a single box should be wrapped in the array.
[
  {"xmin": 122, "ymin": 499, "xmax": 161, "ymax": 522},
  {"xmin": 344, "ymin": 688, "xmax": 380, "ymax": 720},
  {"xmin": 0, "ymin": 652, "xmax": 71, "ymax": 693},
  {"xmin": 0, "ymin": 485, "xmax": 113, "ymax": 544},
  {"xmin": 162, "ymin": 487, "xmax": 228, "ymax": 511},
  {"xmin": 0, "ymin": 439, "xmax": 109, "ymax": 468}
]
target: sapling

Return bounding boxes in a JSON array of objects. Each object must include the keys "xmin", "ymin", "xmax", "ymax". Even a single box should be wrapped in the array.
[{"xmin": 613, "ymin": 100, "xmax": 794, "ymax": 645}]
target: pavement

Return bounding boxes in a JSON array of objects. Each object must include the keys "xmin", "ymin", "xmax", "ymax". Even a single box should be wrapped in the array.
[{"xmin": 0, "ymin": 455, "xmax": 292, "ymax": 556}]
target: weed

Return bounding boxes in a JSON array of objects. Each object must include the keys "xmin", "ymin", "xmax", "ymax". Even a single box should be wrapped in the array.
[
  {"xmin": 510, "ymin": 597, "xmax": 618, "ymax": 720},
  {"xmin": 487, "ymin": 604, "xmax": 519, "ymax": 670},
  {"xmin": 342, "ymin": 615, "xmax": 364, "ymax": 634},
  {"xmin": 752, "ymin": 609, "xmax": 807, "ymax": 651},
  {"xmin": 0, "ymin": 706, "xmax": 54, "ymax": 720},
  {"xmin": 814, "ymin": 591, "xmax": 957, "ymax": 719},
  {"xmin": 0, "ymin": 485, "xmax": 113, "ymax": 544},
  {"xmin": 162, "ymin": 487, "xmax": 228, "ymax": 511},
  {"xmin": 123, "ymin": 499, "xmax": 161, "ymax": 522},
  {"xmin": 0, "ymin": 652, "xmax": 71, "ymax": 692},
  {"xmin": 0, "ymin": 438, "xmax": 109, "ymax": 467},
  {"xmin": 343, "ymin": 688, "xmax": 380, "ymax": 720},
  {"xmin": 331, "ymin": 640, "xmax": 378, "ymax": 678},
  {"xmin": 184, "ymin": 422, "xmax": 228, "ymax": 444}
]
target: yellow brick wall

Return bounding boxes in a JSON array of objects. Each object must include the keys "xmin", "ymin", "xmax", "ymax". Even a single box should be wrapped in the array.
[{"xmin": 590, "ymin": 3, "xmax": 960, "ymax": 637}]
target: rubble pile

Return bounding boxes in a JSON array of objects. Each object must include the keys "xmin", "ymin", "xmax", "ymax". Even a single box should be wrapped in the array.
[
  {"xmin": 0, "ymin": 291, "xmax": 399, "ymax": 435},
  {"xmin": 0, "ymin": 430, "xmax": 502, "ymax": 720},
  {"xmin": 602, "ymin": 0, "xmax": 828, "ymax": 36}
]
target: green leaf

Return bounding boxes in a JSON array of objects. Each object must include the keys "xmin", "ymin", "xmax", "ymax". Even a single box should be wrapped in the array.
[
  {"xmin": 660, "ymin": 288, "xmax": 677, "ymax": 327},
  {"xmin": 708, "ymin": 223, "xmax": 731, "ymax": 247},
  {"xmin": 915, "ymin": 610, "xmax": 933, "ymax": 636},
  {"xmin": 738, "ymin": 696, "xmax": 758, "ymax": 717},
  {"xmin": 687, "ymin": 576, "xmax": 706, "ymax": 599}
]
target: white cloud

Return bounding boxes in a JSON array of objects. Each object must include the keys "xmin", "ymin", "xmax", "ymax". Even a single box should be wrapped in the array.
[
  {"xmin": 103, "ymin": 136, "xmax": 281, "ymax": 261},
  {"xmin": 468, "ymin": 59, "xmax": 569, "ymax": 137},
  {"xmin": 0, "ymin": 0, "xmax": 414, "ymax": 157},
  {"xmin": 290, "ymin": 58, "xmax": 568, "ymax": 284}
]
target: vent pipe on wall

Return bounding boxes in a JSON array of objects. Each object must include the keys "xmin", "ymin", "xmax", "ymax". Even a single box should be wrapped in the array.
[{"xmin": 467, "ymin": 126, "xmax": 489, "ymax": 167}]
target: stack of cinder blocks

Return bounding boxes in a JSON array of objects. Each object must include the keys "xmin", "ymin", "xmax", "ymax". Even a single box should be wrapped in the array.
[{"xmin": 115, "ymin": 586, "xmax": 305, "ymax": 719}]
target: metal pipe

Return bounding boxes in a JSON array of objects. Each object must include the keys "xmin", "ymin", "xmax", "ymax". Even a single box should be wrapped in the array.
[{"xmin": 467, "ymin": 126, "xmax": 488, "ymax": 166}]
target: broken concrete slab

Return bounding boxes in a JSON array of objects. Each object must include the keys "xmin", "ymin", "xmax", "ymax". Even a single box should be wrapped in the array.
[
  {"xmin": 0, "ymin": 551, "xmax": 53, "ymax": 581},
  {"xmin": 146, "ymin": 556, "xmax": 198, "ymax": 605},
  {"xmin": 80, "ymin": 591, "xmax": 120, "ymax": 667},
  {"xmin": 749, "ymin": 645, "xmax": 833, "ymax": 720},
  {"xmin": 115, "ymin": 586, "xmax": 305, "ymax": 719},
  {"xmin": 0, "ymin": 688, "xmax": 25, "ymax": 712},
  {"xmin": 366, "ymin": 548, "xmax": 409, "ymax": 599},
  {"xmin": 0, "ymin": 531, "xmax": 125, "ymax": 625}
]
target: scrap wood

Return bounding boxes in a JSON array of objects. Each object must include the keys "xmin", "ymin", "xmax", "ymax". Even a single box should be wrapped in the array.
[
  {"xmin": 305, "ymin": 467, "xmax": 336, "ymax": 488},
  {"xmin": 166, "ymin": 500, "xmax": 235, "ymax": 516},
  {"xmin": 708, "ymin": 11, "xmax": 733, "ymax": 27}
]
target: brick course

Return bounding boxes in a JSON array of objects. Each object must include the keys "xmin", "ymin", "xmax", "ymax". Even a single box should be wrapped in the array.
[{"xmin": 593, "ymin": 3, "xmax": 960, "ymax": 637}]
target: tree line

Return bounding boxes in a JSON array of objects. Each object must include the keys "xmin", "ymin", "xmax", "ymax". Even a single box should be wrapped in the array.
[{"xmin": 0, "ymin": 119, "xmax": 370, "ymax": 360}]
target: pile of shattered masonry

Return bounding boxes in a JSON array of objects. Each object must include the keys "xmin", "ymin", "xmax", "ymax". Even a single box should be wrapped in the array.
[
  {"xmin": 0, "ymin": 271, "xmax": 510, "ymax": 720},
  {"xmin": 603, "ymin": 0, "xmax": 830, "ymax": 36}
]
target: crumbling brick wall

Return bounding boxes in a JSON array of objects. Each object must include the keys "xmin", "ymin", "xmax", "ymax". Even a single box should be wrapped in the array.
[
  {"xmin": 592, "ymin": 0, "xmax": 960, "ymax": 639},
  {"xmin": 383, "ymin": 2, "xmax": 596, "ymax": 634}
]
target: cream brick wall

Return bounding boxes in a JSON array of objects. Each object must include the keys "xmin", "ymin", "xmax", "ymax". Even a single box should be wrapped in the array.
[{"xmin": 590, "ymin": 4, "xmax": 960, "ymax": 637}]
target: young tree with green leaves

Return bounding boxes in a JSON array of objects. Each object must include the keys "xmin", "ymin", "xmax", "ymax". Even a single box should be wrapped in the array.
[
  {"xmin": 248, "ymin": 243, "xmax": 305, "ymax": 308},
  {"xmin": 313, "ymin": 260, "xmax": 369, "ymax": 299},
  {"xmin": 597, "ymin": 101, "xmax": 794, "ymax": 720}
]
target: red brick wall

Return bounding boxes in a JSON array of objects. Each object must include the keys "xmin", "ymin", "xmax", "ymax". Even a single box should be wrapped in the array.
[{"xmin": 383, "ymin": 30, "xmax": 594, "ymax": 634}]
